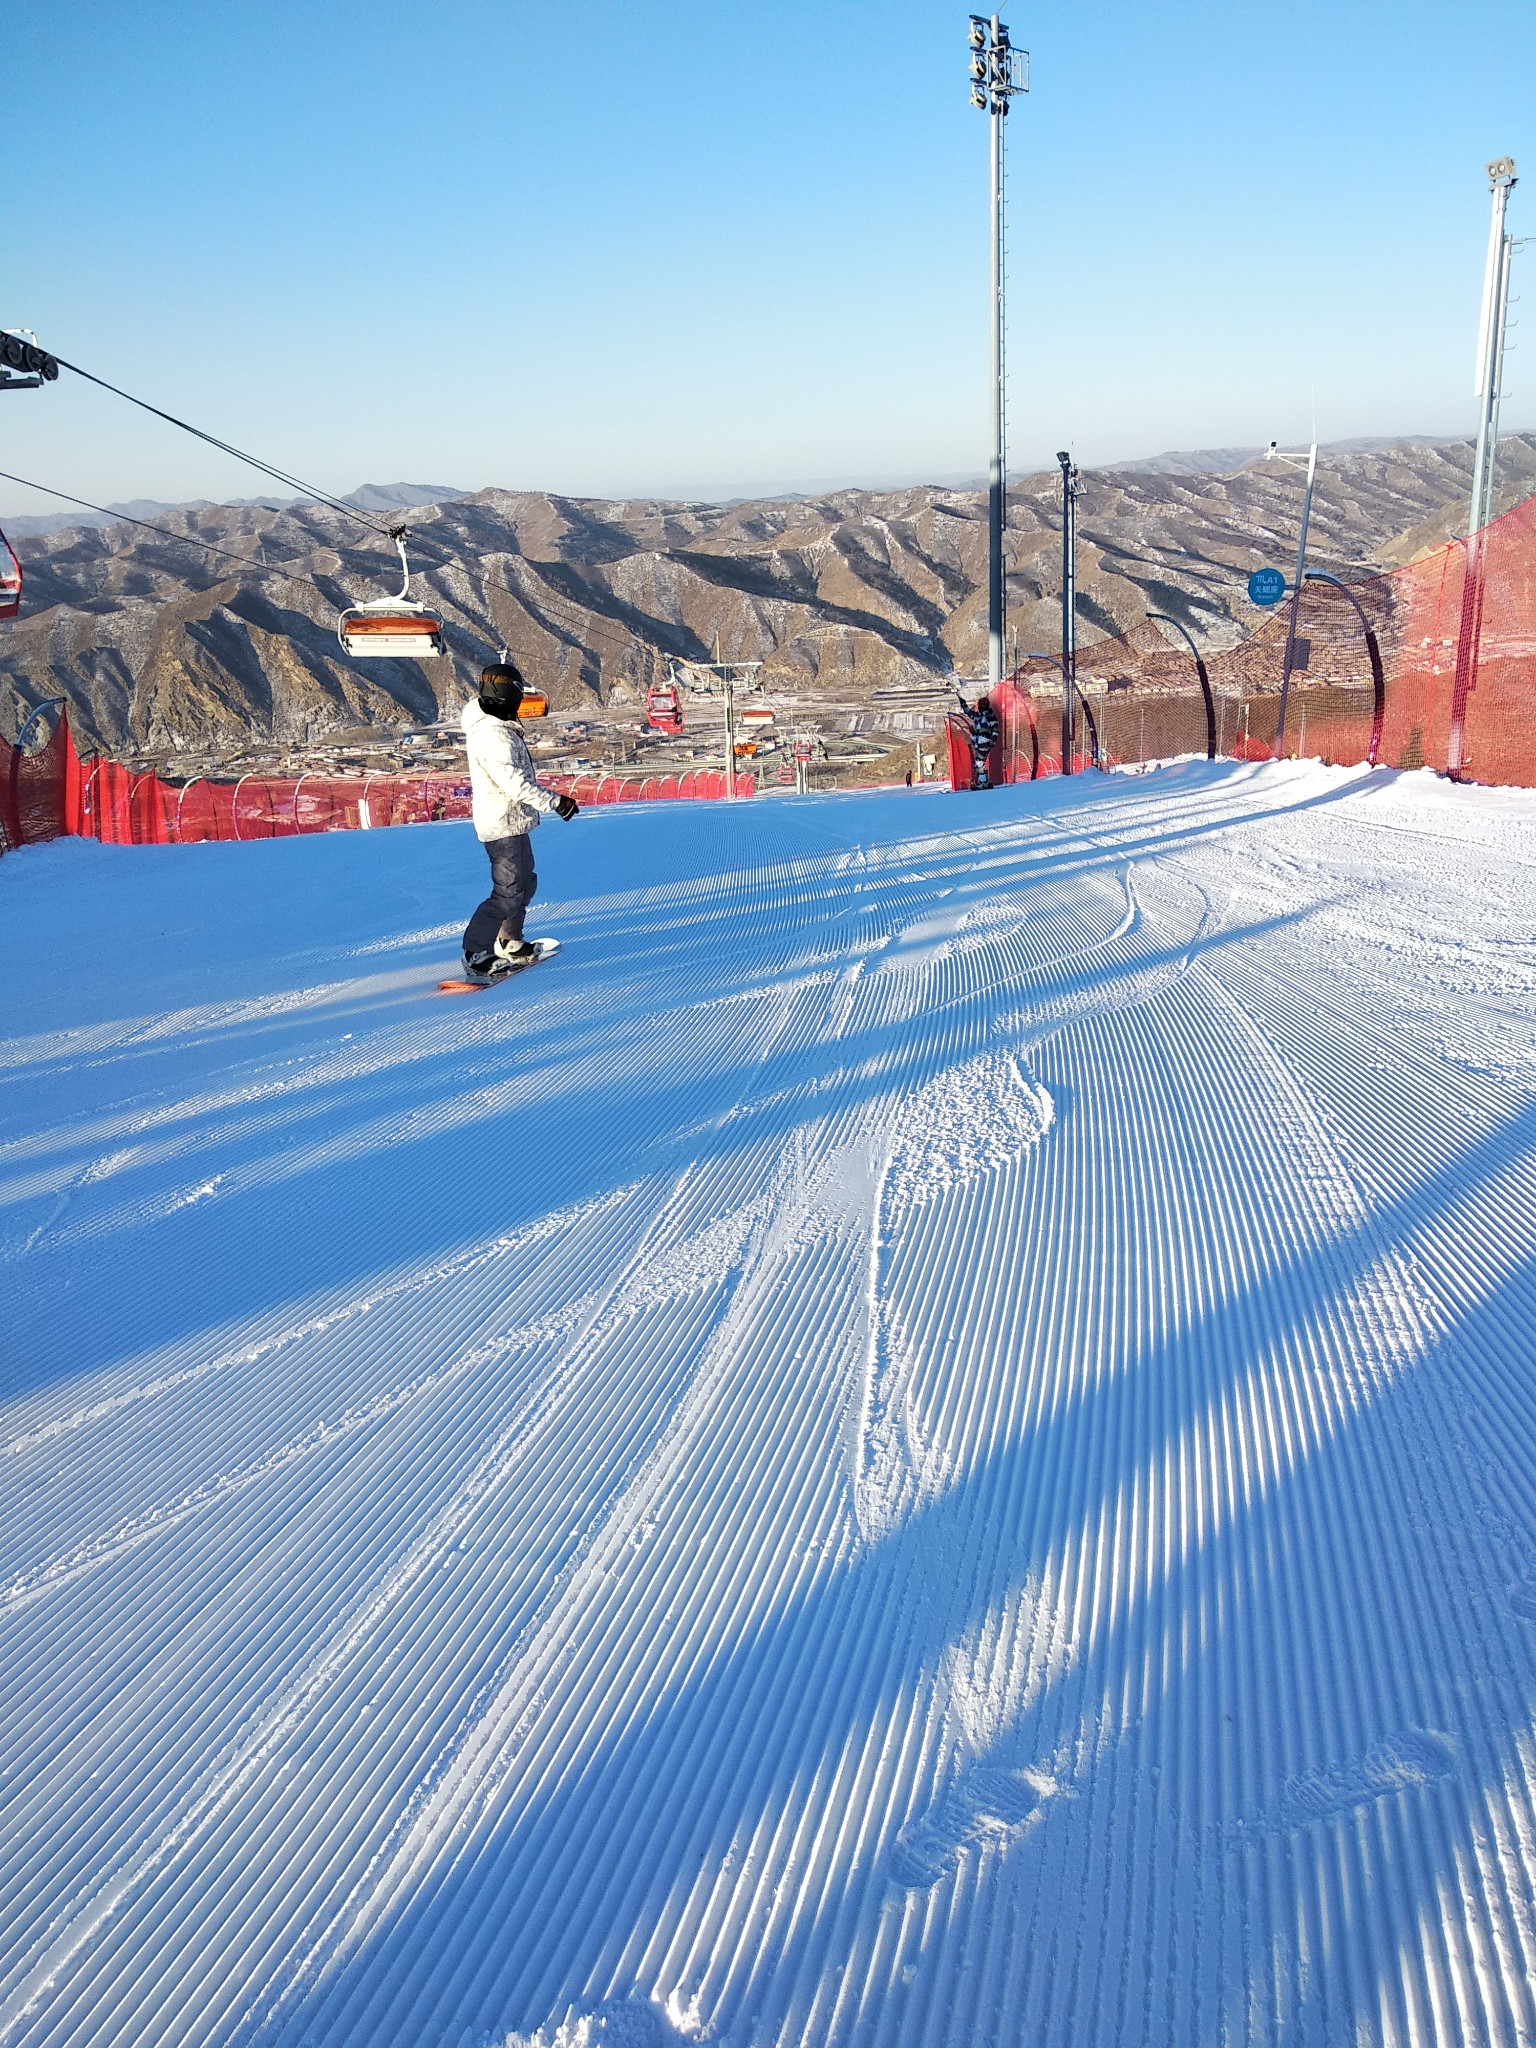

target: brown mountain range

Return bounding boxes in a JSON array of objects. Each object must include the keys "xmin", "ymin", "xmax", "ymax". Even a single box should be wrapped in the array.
[{"xmin": 3, "ymin": 435, "xmax": 1532, "ymax": 761}]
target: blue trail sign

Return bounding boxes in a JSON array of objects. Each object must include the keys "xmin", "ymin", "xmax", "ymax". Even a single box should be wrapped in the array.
[{"xmin": 1247, "ymin": 567, "xmax": 1287, "ymax": 606}]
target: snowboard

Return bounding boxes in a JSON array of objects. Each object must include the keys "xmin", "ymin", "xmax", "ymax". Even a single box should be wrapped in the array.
[{"xmin": 437, "ymin": 937, "xmax": 561, "ymax": 993}]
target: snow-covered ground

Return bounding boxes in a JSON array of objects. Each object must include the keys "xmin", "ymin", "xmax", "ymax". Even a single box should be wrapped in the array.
[{"xmin": 4, "ymin": 761, "xmax": 1536, "ymax": 2048}]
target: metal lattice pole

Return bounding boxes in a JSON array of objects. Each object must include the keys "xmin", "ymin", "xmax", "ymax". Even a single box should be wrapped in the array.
[
  {"xmin": 1058, "ymin": 451, "xmax": 1078, "ymax": 771},
  {"xmin": 1451, "ymin": 155, "xmax": 1518, "ymax": 778},
  {"xmin": 968, "ymin": 17, "xmax": 1028, "ymax": 693},
  {"xmin": 1469, "ymin": 158, "xmax": 1518, "ymax": 542}
]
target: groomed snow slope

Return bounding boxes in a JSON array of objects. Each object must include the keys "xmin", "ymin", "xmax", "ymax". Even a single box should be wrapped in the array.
[{"xmin": 4, "ymin": 762, "xmax": 1536, "ymax": 2048}]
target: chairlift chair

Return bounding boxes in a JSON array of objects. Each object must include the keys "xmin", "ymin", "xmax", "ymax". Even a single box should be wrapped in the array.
[
  {"xmin": 337, "ymin": 529, "xmax": 444, "ymax": 659},
  {"xmin": 0, "ymin": 528, "xmax": 21, "ymax": 621}
]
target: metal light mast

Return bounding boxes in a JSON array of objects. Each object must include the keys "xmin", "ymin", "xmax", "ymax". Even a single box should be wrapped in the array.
[
  {"xmin": 1469, "ymin": 157, "xmax": 1518, "ymax": 542},
  {"xmin": 1057, "ymin": 450, "xmax": 1078, "ymax": 771},
  {"xmin": 968, "ymin": 15, "xmax": 1029, "ymax": 691},
  {"xmin": 1450, "ymin": 156, "xmax": 1519, "ymax": 780}
]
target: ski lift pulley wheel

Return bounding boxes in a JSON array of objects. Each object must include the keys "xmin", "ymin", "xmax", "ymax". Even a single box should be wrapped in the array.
[
  {"xmin": 338, "ymin": 529, "xmax": 444, "ymax": 659},
  {"xmin": 0, "ymin": 527, "xmax": 21, "ymax": 621}
]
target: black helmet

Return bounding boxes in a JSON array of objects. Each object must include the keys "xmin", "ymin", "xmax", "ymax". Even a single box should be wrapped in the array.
[{"xmin": 478, "ymin": 663, "xmax": 525, "ymax": 719}]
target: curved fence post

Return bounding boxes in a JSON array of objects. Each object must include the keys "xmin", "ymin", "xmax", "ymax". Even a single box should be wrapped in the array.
[
  {"xmin": 998, "ymin": 673, "xmax": 1040, "ymax": 781},
  {"xmin": 7, "ymin": 697, "xmax": 67, "ymax": 846},
  {"xmin": 232, "ymin": 773, "xmax": 260, "ymax": 842},
  {"xmin": 176, "ymin": 779, "xmax": 200, "ymax": 843},
  {"xmin": 1147, "ymin": 613, "xmax": 1216, "ymax": 760},
  {"xmin": 1303, "ymin": 570, "xmax": 1387, "ymax": 769},
  {"xmin": 1078, "ymin": 694, "xmax": 1101, "ymax": 770}
]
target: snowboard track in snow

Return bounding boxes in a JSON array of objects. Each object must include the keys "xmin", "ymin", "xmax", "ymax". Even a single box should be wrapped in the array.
[{"xmin": 4, "ymin": 761, "xmax": 1536, "ymax": 2047}]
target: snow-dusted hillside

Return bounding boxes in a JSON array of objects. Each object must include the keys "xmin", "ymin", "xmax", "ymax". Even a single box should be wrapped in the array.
[{"xmin": 4, "ymin": 763, "xmax": 1536, "ymax": 2048}]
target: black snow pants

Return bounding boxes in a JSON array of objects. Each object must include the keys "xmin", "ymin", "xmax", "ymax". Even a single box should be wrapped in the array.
[{"xmin": 463, "ymin": 833, "xmax": 538, "ymax": 957}]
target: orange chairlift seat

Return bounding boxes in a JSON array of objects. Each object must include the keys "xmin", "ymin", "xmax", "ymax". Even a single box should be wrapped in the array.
[
  {"xmin": 337, "ymin": 529, "xmax": 444, "ymax": 659},
  {"xmin": 0, "ymin": 527, "xmax": 21, "ymax": 621}
]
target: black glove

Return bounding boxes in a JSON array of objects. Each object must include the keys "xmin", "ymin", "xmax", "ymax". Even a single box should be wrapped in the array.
[{"xmin": 553, "ymin": 793, "xmax": 579, "ymax": 821}]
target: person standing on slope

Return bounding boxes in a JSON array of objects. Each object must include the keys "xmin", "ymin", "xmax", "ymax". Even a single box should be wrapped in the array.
[
  {"xmin": 958, "ymin": 692, "xmax": 1001, "ymax": 789},
  {"xmin": 460, "ymin": 663, "xmax": 578, "ymax": 981}
]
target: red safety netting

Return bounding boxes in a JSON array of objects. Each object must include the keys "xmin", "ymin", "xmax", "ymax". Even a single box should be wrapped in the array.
[
  {"xmin": 0, "ymin": 718, "xmax": 759, "ymax": 853},
  {"xmin": 947, "ymin": 486, "xmax": 1536, "ymax": 790},
  {"xmin": 0, "ymin": 710, "xmax": 80, "ymax": 851}
]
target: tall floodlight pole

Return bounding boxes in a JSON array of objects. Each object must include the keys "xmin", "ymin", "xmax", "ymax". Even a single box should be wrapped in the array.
[
  {"xmin": 1469, "ymin": 158, "xmax": 1518, "ymax": 540},
  {"xmin": 968, "ymin": 16, "xmax": 1029, "ymax": 692},
  {"xmin": 1451, "ymin": 156, "xmax": 1518, "ymax": 778},
  {"xmin": 1057, "ymin": 450, "xmax": 1078, "ymax": 770}
]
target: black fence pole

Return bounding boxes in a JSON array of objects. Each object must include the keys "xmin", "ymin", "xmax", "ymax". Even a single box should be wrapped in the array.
[
  {"xmin": 1303, "ymin": 571, "xmax": 1386, "ymax": 768},
  {"xmin": 1146, "ymin": 612, "xmax": 1215, "ymax": 761}
]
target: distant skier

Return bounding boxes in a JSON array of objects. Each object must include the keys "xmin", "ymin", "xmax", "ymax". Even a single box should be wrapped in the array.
[
  {"xmin": 958, "ymin": 692, "xmax": 1001, "ymax": 789},
  {"xmin": 460, "ymin": 663, "xmax": 578, "ymax": 981}
]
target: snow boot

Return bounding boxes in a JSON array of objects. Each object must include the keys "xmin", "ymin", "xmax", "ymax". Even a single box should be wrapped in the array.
[{"xmin": 461, "ymin": 948, "xmax": 505, "ymax": 983}]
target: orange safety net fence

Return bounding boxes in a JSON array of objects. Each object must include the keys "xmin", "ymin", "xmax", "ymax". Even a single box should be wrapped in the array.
[
  {"xmin": 0, "ymin": 711, "xmax": 79, "ymax": 849},
  {"xmin": 0, "ymin": 725, "xmax": 757, "ymax": 854},
  {"xmin": 947, "ymin": 486, "xmax": 1536, "ymax": 790}
]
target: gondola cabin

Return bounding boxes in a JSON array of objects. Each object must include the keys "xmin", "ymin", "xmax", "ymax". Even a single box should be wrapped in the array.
[
  {"xmin": 738, "ymin": 703, "xmax": 775, "ymax": 729},
  {"xmin": 0, "ymin": 528, "xmax": 21, "ymax": 621},
  {"xmin": 645, "ymin": 681, "xmax": 683, "ymax": 734}
]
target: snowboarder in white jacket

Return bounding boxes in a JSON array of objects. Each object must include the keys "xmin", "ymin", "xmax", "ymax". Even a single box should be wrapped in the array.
[{"xmin": 460, "ymin": 664, "xmax": 578, "ymax": 980}]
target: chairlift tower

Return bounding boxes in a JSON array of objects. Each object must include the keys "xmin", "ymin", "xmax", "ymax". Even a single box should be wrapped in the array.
[
  {"xmin": 968, "ymin": 16, "xmax": 1029, "ymax": 692},
  {"xmin": 0, "ymin": 329, "xmax": 59, "ymax": 394},
  {"xmin": 678, "ymin": 660, "xmax": 762, "ymax": 798}
]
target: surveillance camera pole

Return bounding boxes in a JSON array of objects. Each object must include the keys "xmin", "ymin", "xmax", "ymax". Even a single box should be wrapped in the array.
[
  {"xmin": 1269, "ymin": 437, "xmax": 1318, "ymax": 761},
  {"xmin": 1057, "ymin": 450, "xmax": 1078, "ymax": 771},
  {"xmin": 968, "ymin": 16, "xmax": 1028, "ymax": 693}
]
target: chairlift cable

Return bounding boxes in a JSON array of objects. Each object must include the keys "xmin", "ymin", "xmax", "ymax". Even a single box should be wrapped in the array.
[
  {"xmin": 0, "ymin": 468, "xmax": 306, "ymax": 575},
  {"xmin": 46, "ymin": 353, "xmax": 399, "ymax": 538}
]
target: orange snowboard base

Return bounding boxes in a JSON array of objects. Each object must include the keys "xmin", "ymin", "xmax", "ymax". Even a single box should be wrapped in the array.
[{"xmin": 436, "ymin": 938, "xmax": 561, "ymax": 992}]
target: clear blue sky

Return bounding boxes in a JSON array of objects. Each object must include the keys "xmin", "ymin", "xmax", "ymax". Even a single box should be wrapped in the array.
[{"xmin": 3, "ymin": 0, "xmax": 1532, "ymax": 512}]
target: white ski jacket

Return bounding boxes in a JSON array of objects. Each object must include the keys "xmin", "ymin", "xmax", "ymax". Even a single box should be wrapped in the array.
[{"xmin": 461, "ymin": 698, "xmax": 562, "ymax": 841}]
